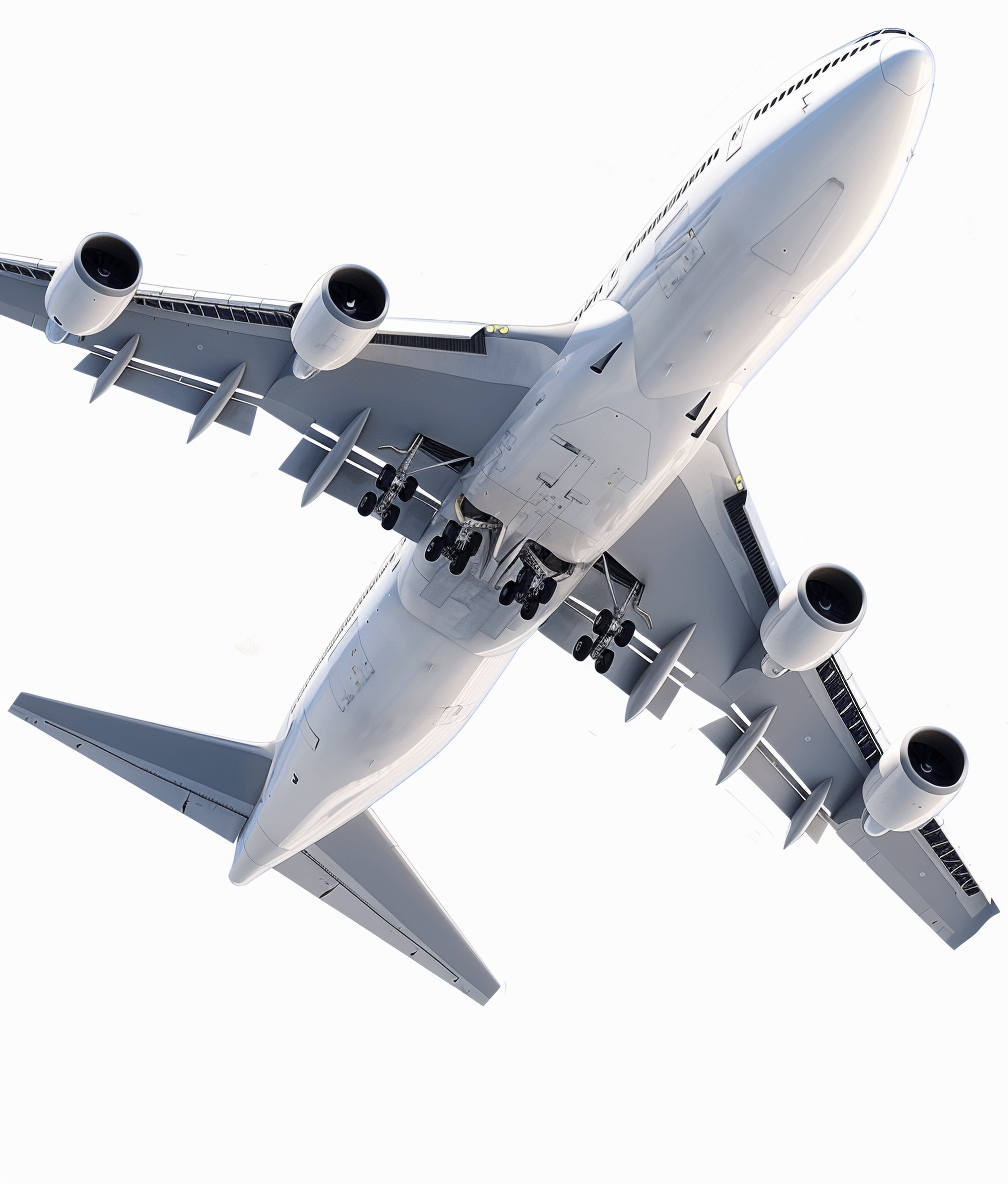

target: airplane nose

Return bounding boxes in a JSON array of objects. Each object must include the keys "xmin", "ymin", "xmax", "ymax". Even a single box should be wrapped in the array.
[{"xmin": 879, "ymin": 36, "xmax": 934, "ymax": 96}]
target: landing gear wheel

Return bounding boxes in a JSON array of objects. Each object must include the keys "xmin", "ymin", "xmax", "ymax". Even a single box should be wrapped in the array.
[
  {"xmin": 593, "ymin": 608, "xmax": 613, "ymax": 635},
  {"xmin": 425, "ymin": 535, "xmax": 443, "ymax": 562},
  {"xmin": 573, "ymin": 635, "xmax": 593, "ymax": 662},
  {"xmin": 520, "ymin": 598, "xmax": 539, "ymax": 620},
  {"xmin": 399, "ymin": 475, "xmax": 418, "ymax": 502},
  {"xmin": 449, "ymin": 552, "xmax": 468, "ymax": 576},
  {"xmin": 442, "ymin": 520, "xmax": 461, "ymax": 547},
  {"xmin": 499, "ymin": 581, "xmax": 517, "ymax": 606},
  {"xmin": 615, "ymin": 620, "xmax": 636, "ymax": 647},
  {"xmin": 381, "ymin": 504, "xmax": 400, "ymax": 531},
  {"xmin": 466, "ymin": 530, "xmax": 483, "ymax": 558},
  {"xmin": 595, "ymin": 648, "xmax": 614, "ymax": 674},
  {"xmin": 539, "ymin": 577, "xmax": 557, "ymax": 604},
  {"xmin": 357, "ymin": 491, "xmax": 378, "ymax": 516},
  {"xmin": 516, "ymin": 565, "xmax": 535, "ymax": 595},
  {"xmin": 376, "ymin": 463, "xmax": 396, "ymax": 492}
]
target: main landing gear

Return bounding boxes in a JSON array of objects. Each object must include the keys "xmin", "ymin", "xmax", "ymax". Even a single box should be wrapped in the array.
[
  {"xmin": 424, "ymin": 518, "xmax": 485, "ymax": 577},
  {"xmin": 497, "ymin": 548, "xmax": 558, "ymax": 621},
  {"xmin": 572, "ymin": 555, "xmax": 642, "ymax": 674},
  {"xmin": 357, "ymin": 435, "xmax": 427, "ymax": 530}
]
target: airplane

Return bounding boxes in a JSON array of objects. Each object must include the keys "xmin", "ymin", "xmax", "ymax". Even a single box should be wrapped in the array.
[{"xmin": 2, "ymin": 28, "xmax": 997, "ymax": 1005}]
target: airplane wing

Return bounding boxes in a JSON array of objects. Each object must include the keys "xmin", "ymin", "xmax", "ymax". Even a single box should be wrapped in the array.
[
  {"xmin": 0, "ymin": 252, "xmax": 571, "ymax": 538},
  {"xmin": 9, "ymin": 692, "xmax": 499, "ymax": 1003},
  {"xmin": 538, "ymin": 422, "xmax": 999, "ymax": 949}
]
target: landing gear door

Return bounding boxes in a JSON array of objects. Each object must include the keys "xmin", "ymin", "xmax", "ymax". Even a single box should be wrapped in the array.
[
  {"xmin": 329, "ymin": 621, "xmax": 374, "ymax": 712},
  {"xmin": 726, "ymin": 112, "xmax": 751, "ymax": 160}
]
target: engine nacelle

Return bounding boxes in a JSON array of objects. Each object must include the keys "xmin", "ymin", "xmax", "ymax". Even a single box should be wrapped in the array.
[
  {"xmin": 862, "ymin": 727, "xmax": 967, "ymax": 835},
  {"xmin": 760, "ymin": 564, "xmax": 865, "ymax": 674},
  {"xmin": 44, "ymin": 233, "xmax": 143, "ymax": 339},
  {"xmin": 290, "ymin": 264, "xmax": 388, "ymax": 378}
]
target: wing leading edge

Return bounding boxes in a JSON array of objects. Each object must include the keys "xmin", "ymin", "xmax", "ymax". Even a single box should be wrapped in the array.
[{"xmin": 9, "ymin": 693, "xmax": 498, "ymax": 1002}]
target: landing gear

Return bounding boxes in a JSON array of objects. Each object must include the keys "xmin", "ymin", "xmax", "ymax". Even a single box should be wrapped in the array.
[
  {"xmin": 572, "ymin": 554, "xmax": 648, "ymax": 675},
  {"xmin": 593, "ymin": 608, "xmax": 613, "ymax": 635},
  {"xmin": 615, "ymin": 620, "xmax": 635, "ymax": 647},
  {"xmin": 358, "ymin": 491, "xmax": 377, "ymax": 516},
  {"xmin": 449, "ymin": 552, "xmax": 467, "ymax": 575},
  {"xmin": 381, "ymin": 504, "xmax": 400, "ymax": 531},
  {"xmin": 442, "ymin": 520, "xmax": 461, "ymax": 548},
  {"xmin": 500, "ymin": 550, "xmax": 569, "ymax": 624},
  {"xmin": 516, "ymin": 565, "xmax": 535, "ymax": 596},
  {"xmin": 425, "ymin": 535, "xmax": 444, "ymax": 562},
  {"xmin": 573, "ymin": 635, "xmax": 593, "ymax": 662},
  {"xmin": 376, "ymin": 463, "xmax": 396, "ymax": 492},
  {"xmin": 398, "ymin": 475, "xmax": 418, "ymax": 502}
]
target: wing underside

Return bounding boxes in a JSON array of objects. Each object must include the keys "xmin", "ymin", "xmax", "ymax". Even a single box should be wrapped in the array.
[
  {"xmin": 537, "ymin": 423, "xmax": 997, "ymax": 948},
  {"xmin": 0, "ymin": 253, "xmax": 570, "ymax": 543}
]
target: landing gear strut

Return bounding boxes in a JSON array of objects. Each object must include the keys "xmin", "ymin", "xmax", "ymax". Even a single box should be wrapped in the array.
[
  {"xmin": 360, "ymin": 434, "xmax": 469, "ymax": 530},
  {"xmin": 424, "ymin": 509, "xmax": 490, "ymax": 578},
  {"xmin": 497, "ymin": 547, "xmax": 561, "ymax": 621},
  {"xmin": 572, "ymin": 555, "xmax": 645, "ymax": 675}
]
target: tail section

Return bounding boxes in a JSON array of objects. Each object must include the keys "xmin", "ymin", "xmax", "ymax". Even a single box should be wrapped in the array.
[
  {"xmin": 11, "ymin": 692, "xmax": 499, "ymax": 1002},
  {"xmin": 10, "ymin": 692, "xmax": 273, "ymax": 841}
]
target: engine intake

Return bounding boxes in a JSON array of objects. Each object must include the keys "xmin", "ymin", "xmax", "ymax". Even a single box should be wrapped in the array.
[
  {"xmin": 45, "ymin": 233, "xmax": 143, "ymax": 338},
  {"xmin": 760, "ymin": 563, "xmax": 865, "ymax": 674},
  {"xmin": 862, "ymin": 727, "xmax": 968, "ymax": 836},
  {"xmin": 291, "ymin": 264, "xmax": 389, "ymax": 378}
]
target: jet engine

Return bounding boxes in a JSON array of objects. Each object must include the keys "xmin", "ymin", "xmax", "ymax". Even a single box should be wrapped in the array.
[
  {"xmin": 290, "ymin": 264, "xmax": 389, "ymax": 379},
  {"xmin": 44, "ymin": 233, "xmax": 143, "ymax": 341},
  {"xmin": 861, "ymin": 727, "xmax": 967, "ymax": 836},
  {"xmin": 760, "ymin": 564, "xmax": 865, "ymax": 674}
]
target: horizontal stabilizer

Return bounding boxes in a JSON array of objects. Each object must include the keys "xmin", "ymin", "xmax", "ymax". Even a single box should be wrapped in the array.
[
  {"xmin": 11, "ymin": 692, "xmax": 498, "ymax": 999},
  {"xmin": 278, "ymin": 811, "xmax": 500, "ymax": 1005},
  {"xmin": 10, "ymin": 692, "xmax": 273, "ymax": 841}
]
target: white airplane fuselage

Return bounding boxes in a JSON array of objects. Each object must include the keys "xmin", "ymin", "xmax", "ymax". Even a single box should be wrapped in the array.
[{"xmin": 229, "ymin": 31, "xmax": 934, "ymax": 885}]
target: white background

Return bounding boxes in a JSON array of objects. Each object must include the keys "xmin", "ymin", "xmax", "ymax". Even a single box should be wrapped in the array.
[{"xmin": 1, "ymin": 3, "xmax": 1004, "ymax": 1179}]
